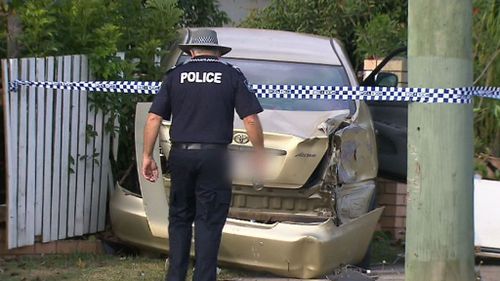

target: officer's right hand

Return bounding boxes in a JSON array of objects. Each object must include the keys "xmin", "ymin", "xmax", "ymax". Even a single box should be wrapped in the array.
[{"xmin": 142, "ymin": 156, "xmax": 159, "ymax": 182}]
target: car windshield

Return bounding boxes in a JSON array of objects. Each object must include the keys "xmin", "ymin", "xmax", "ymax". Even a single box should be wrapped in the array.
[{"xmin": 177, "ymin": 56, "xmax": 355, "ymax": 112}]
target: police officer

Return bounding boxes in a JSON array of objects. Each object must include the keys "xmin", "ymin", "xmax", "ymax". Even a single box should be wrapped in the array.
[{"xmin": 141, "ymin": 29, "xmax": 264, "ymax": 281}]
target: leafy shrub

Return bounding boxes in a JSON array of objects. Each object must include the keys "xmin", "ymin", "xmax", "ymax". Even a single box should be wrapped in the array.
[
  {"xmin": 473, "ymin": 0, "xmax": 500, "ymax": 162},
  {"xmin": 178, "ymin": 0, "xmax": 229, "ymax": 27},
  {"xmin": 2, "ymin": 0, "xmax": 227, "ymax": 179},
  {"xmin": 355, "ymin": 14, "xmax": 406, "ymax": 59},
  {"xmin": 241, "ymin": 0, "xmax": 408, "ymax": 69}
]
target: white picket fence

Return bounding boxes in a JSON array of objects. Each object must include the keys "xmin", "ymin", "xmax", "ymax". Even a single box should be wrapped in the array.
[{"xmin": 1, "ymin": 55, "xmax": 113, "ymax": 249}]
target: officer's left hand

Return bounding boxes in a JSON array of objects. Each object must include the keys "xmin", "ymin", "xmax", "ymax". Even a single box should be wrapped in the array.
[{"xmin": 142, "ymin": 156, "xmax": 159, "ymax": 182}]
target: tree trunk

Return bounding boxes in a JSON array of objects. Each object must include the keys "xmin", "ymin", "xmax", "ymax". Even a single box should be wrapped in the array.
[{"xmin": 7, "ymin": 11, "xmax": 22, "ymax": 58}]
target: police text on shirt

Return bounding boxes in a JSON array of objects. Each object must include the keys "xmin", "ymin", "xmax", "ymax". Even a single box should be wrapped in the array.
[{"xmin": 180, "ymin": 72, "xmax": 222, "ymax": 84}]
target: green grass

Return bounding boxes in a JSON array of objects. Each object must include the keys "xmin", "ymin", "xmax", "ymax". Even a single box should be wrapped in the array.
[
  {"xmin": 370, "ymin": 231, "xmax": 405, "ymax": 265},
  {"xmin": 0, "ymin": 253, "xmax": 259, "ymax": 281},
  {"xmin": 0, "ymin": 232, "xmax": 404, "ymax": 280}
]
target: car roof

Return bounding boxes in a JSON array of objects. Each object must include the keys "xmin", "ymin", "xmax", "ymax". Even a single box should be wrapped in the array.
[{"xmin": 185, "ymin": 27, "xmax": 342, "ymax": 65}]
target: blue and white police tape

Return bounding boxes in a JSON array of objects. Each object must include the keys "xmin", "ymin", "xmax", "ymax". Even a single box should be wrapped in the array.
[
  {"xmin": 9, "ymin": 80, "xmax": 500, "ymax": 104},
  {"xmin": 10, "ymin": 80, "xmax": 162, "ymax": 95}
]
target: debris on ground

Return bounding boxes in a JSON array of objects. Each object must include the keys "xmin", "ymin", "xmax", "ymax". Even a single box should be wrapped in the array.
[{"xmin": 326, "ymin": 265, "xmax": 374, "ymax": 281}]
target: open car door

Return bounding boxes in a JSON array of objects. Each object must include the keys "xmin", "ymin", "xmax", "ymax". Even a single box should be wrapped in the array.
[{"xmin": 134, "ymin": 102, "xmax": 169, "ymax": 238}]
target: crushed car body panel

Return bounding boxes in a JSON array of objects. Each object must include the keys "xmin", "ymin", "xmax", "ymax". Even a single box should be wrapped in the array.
[
  {"xmin": 161, "ymin": 108, "xmax": 356, "ymax": 189},
  {"xmin": 219, "ymin": 207, "xmax": 383, "ymax": 278},
  {"xmin": 335, "ymin": 102, "xmax": 378, "ymax": 185},
  {"xmin": 110, "ymin": 184, "xmax": 383, "ymax": 278}
]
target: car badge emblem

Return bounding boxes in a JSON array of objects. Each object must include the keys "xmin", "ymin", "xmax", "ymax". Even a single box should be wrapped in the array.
[{"xmin": 233, "ymin": 133, "xmax": 249, "ymax": 144}]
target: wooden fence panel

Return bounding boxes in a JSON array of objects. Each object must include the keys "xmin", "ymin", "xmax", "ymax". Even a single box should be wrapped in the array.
[
  {"xmin": 26, "ymin": 59, "xmax": 36, "ymax": 246},
  {"xmin": 83, "ymin": 96, "xmax": 96, "ymax": 234},
  {"xmin": 50, "ymin": 56, "xmax": 63, "ymax": 241},
  {"xmin": 67, "ymin": 55, "xmax": 80, "ymax": 237},
  {"xmin": 42, "ymin": 57, "xmax": 55, "ymax": 242},
  {"xmin": 90, "ymin": 110, "xmax": 104, "ymax": 233},
  {"xmin": 75, "ymin": 55, "xmax": 87, "ymax": 236},
  {"xmin": 2, "ymin": 59, "xmax": 16, "ymax": 249},
  {"xmin": 18, "ymin": 59, "xmax": 28, "ymax": 247},
  {"xmin": 35, "ymin": 58, "xmax": 45, "ymax": 236},
  {"xmin": 2, "ymin": 55, "xmax": 113, "ymax": 249},
  {"xmin": 58, "ymin": 56, "xmax": 71, "ymax": 239},
  {"xmin": 98, "ymin": 114, "xmax": 112, "ymax": 231}
]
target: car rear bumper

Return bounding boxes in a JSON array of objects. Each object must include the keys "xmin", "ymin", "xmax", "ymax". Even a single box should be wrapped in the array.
[{"xmin": 110, "ymin": 185, "xmax": 383, "ymax": 278}]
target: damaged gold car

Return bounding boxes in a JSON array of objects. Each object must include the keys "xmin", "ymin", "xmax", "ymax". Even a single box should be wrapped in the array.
[{"xmin": 110, "ymin": 28, "xmax": 384, "ymax": 279}]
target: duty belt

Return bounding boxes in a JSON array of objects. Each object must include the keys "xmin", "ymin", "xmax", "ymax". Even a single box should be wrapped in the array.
[{"xmin": 171, "ymin": 143, "xmax": 227, "ymax": 150}]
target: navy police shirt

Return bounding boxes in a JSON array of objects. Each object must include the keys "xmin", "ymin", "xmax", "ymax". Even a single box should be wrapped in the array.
[{"xmin": 149, "ymin": 55, "xmax": 263, "ymax": 144}]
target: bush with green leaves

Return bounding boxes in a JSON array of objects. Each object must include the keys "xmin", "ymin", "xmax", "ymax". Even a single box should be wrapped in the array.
[
  {"xmin": 178, "ymin": 0, "xmax": 229, "ymax": 27},
  {"xmin": 11, "ymin": 0, "xmax": 182, "ymax": 177},
  {"xmin": 241, "ymin": 0, "xmax": 407, "ymax": 69},
  {"xmin": 473, "ymin": 0, "xmax": 500, "ymax": 178},
  {"xmin": 1, "ymin": 0, "xmax": 228, "ymax": 179}
]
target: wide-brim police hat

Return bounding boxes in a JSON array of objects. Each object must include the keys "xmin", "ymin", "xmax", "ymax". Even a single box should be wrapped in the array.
[{"xmin": 178, "ymin": 29, "xmax": 232, "ymax": 56}]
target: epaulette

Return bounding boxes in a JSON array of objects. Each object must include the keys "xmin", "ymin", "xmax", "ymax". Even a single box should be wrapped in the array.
[
  {"xmin": 220, "ymin": 61, "xmax": 244, "ymax": 75},
  {"xmin": 165, "ymin": 60, "xmax": 189, "ymax": 74},
  {"xmin": 165, "ymin": 65, "xmax": 177, "ymax": 75}
]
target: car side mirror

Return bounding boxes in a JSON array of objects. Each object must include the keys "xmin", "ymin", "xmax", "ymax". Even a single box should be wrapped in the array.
[{"xmin": 375, "ymin": 72, "xmax": 399, "ymax": 87}]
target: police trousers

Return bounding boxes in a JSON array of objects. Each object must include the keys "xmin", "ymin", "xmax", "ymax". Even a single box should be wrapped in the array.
[{"xmin": 166, "ymin": 147, "xmax": 231, "ymax": 281}]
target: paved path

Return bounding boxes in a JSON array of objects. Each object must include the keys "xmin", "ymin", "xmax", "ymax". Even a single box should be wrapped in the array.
[
  {"xmin": 479, "ymin": 265, "xmax": 500, "ymax": 281},
  {"xmin": 372, "ymin": 269, "xmax": 500, "ymax": 281},
  {"xmin": 226, "ymin": 264, "xmax": 500, "ymax": 281},
  {"xmin": 372, "ymin": 264, "xmax": 500, "ymax": 281}
]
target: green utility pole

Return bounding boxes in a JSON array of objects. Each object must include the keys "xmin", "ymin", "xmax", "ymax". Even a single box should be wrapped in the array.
[{"xmin": 406, "ymin": 1, "xmax": 475, "ymax": 281}]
